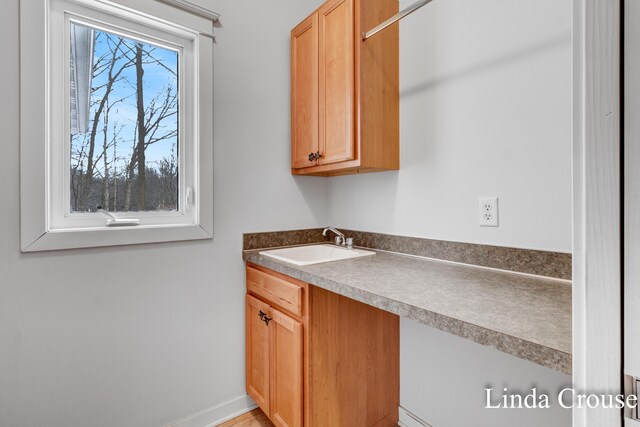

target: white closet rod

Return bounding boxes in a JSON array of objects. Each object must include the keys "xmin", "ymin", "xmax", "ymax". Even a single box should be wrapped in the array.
[{"xmin": 362, "ymin": 0, "xmax": 433, "ymax": 40}]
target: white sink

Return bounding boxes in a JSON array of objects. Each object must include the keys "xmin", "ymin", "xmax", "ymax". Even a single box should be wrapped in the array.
[{"xmin": 259, "ymin": 244, "xmax": 375, "ymax": 266}]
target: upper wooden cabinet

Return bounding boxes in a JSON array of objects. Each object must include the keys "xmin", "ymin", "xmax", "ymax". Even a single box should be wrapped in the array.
[{"xmin": 291, "ymin": 0, "xmax": 399, "ymax": 176}]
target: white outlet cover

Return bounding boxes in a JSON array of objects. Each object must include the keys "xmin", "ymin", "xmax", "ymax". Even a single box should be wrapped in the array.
[{"xmin": 479, "ymin": 197, "xmax": 499, "ymax": 227}]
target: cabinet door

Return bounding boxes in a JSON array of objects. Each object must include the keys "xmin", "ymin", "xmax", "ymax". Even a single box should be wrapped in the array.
[
  {"xmin": 270, "ymin": 309, "xmax": 303, "ymax": 427},
  {"xmin": 246, "ymin": 294, "xmax": 271, "ymax": 415},
  {"xmin": 291, "ymin": 14, "xmax": 319, "ymax": 169},
  {"xmin": 318, "ymin": 0, "xmax": 355, "ymax": 165}
]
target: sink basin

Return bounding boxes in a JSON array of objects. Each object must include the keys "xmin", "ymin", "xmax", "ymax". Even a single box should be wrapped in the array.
[{"xmin": 259, "ymin": 244, "xmax": 375, "ymax": 266}]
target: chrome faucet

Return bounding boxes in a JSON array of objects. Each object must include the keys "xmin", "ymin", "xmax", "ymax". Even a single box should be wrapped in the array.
[{"xmin": 322, "ymin": 227, "xmax": 353, "ymax": 249}]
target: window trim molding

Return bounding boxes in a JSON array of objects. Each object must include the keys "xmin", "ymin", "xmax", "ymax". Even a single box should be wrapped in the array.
[
  {"xmin": 572, "ymin": 0, "xmax": 622, "ymax": 425},
  {"xmin": 20, "ymin": 0, "xmax": 215, "ymax": 252},
  {"xmin": 158, "ymin": 0, "xmax": 221, "ymax": 22}
]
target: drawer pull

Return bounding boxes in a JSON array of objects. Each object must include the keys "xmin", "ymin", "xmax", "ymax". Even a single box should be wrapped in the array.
[{"xmin": 258, "ymin": 310, "xmax": 272, "ymax": 326}]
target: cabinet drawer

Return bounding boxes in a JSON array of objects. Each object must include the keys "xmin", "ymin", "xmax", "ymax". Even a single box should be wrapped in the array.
[{"xmin": 247, "ymin": 267, "xmax": 303, "ymax": 316}]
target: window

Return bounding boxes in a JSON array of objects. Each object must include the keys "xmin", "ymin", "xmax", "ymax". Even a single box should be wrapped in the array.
[
  {"xmin": 20, "ymin": 0, "xmax": 217, "ymax": 251},
  {"xmin": 69, "ymin": 22, "xmax": 180, "ymax": 214}
]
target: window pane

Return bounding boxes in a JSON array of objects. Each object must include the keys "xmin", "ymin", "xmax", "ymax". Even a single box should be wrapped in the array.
[{"xmin": 69, "ymin": 23, "xmax": 179, "ymax": 213}]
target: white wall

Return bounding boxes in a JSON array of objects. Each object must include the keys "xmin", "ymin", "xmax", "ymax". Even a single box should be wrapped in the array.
[
  {"xmin": 329, "ymin": 0, "xmax": 573, "ymax": 253},
  {"xmin": 326, "ymin": 0, "xmax": 573, "ymax": 425},
  {"xmin": 0, "ymin": 1, "xmax": 325, "ymax": 426},
  {"xmin": 401, "ymin": 319, "xmax": 571, "ymax": 427}
]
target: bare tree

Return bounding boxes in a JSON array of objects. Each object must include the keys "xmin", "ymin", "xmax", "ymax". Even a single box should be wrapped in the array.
[
  {"xmin": 156, "ymin": 143, "xmax": 178, "ymax": 209},
  {"xmin": 123, "ymin": 128, "xmax": 138, "ymax": 212},
  {"xmin": 101, "ymin": 101, "xmax": 126, "ymax": 210},
  {"xmin": 130, "ymin": 43, "xmax": 178, "ymax": 210},
  {"xmin": 134, "ymin": 43, "xmax": 146, "ymax": 210},
  {"xmin": 74, "ymin": 34, "xmax": 134, "ymax": 211},
  {"xmin": 70, "ymin": 32, "xmax": 178, "ymax": 213}
]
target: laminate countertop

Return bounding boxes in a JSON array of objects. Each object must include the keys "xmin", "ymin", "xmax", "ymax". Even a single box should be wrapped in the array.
[{"xmin": 243, "ymin": 245, "xmax": 571, "ymax": 374}]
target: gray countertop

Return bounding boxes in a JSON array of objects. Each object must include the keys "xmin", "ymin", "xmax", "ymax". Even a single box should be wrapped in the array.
[{"xmin": 243, "ymin": 246, "xmax": 572, "ymax": 375}]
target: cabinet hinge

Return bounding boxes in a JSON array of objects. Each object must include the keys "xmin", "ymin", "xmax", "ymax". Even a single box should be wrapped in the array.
[{"xmin": 625, "ymin": 374, "xmax": 640, "ymax": 421}]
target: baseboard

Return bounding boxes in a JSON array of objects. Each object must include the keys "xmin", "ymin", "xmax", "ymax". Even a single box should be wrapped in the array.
[
  {"xmin": 166, "ymin": 394, "xmax": 257, "ymax": 427},
  {"xmin": 398, "ymin": 406, "xmax": 432, "ymax": 427}
]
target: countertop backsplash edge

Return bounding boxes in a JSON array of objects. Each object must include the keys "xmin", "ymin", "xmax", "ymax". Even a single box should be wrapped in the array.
[{"xmin": 243, "ymin": 228, "xmax": 572, "ymax": 280}]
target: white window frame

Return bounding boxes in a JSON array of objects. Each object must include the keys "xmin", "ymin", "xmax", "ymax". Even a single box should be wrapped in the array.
[{"xmin": 20, "ymin": 0, "xmax": 217, "ymax": 251}]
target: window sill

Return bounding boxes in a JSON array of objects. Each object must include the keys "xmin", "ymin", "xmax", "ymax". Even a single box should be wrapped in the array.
[{"xmin": 22, "ymin": 223, "xmax": 212, "ymax": 252}]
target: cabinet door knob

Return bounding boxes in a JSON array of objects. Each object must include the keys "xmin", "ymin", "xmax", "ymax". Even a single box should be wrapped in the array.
[
  {"xmin": 263, "ymin": 315, "xmax": 272, "ymax": 326},
  {"xmin": 314, "ymin": 151, "xmax": 322, "ymax": 160},
  {"xmin": 308, "ymin": 153, "xmax": 315, "ymax": 161},
  {"xmin": 258, "ymin": 310, "xmax": 266, "ymax": 320}
]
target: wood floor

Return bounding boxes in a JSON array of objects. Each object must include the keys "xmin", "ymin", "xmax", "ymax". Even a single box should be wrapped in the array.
[
  {"xmin": 218, "ymin": 407, "xmax": 401, "ymax": 426},
  {"xmin": 217, "ymin": 409, "xmax": 274, "ymax": 427}
]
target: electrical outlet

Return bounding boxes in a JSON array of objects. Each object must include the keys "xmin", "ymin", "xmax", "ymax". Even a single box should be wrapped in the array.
[{"xmin": 479, "ymin": 197, "xmax": 499, "ymax": 227}]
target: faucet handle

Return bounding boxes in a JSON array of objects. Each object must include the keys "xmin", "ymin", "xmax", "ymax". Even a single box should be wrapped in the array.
[
  {"xmin": 335, "ymin": 236, "xmax": 344, "ymax": 246},
  {"xmin": 345, "ymin": 237, "xmax": 353, "ymax": 249}
]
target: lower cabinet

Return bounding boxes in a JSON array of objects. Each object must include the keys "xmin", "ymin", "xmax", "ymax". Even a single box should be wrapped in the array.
[
  {"xmin": 246, "ymin": 294, "xmax": 303, "ymax": 427},
  {"xmin": 246, "ymin": 264, "xmax": 399, "ymax": 427}
]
